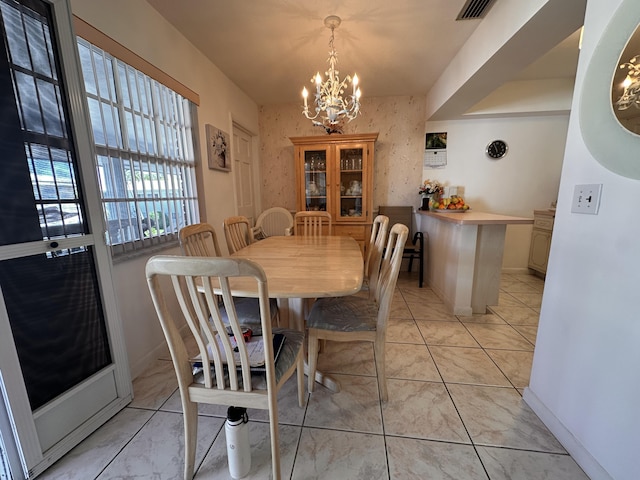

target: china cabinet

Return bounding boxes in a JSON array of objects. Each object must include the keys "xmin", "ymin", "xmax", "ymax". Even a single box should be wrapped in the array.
[
  {"xmin": 528, "ymin": 209, "xmax": 555, "ymax": 276},
  {"xmin": 290, "ymin": 133, "xmax": 378, "ymax": 253}
]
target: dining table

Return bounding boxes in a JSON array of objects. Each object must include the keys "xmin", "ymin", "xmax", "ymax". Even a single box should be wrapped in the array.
[{"xmin": 228, "ymin": 234, "xmax": 364, "ymax": 392}]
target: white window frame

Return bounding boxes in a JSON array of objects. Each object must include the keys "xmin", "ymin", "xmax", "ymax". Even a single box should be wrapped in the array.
[{"xmin": 76, "ymin": 37, "xmax": 199, "ymax": 258}]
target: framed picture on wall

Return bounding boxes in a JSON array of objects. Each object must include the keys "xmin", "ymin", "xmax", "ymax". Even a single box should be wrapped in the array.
[{"xmin": 206, "ymin": 124, "xmax": 230, "ymax": 171}]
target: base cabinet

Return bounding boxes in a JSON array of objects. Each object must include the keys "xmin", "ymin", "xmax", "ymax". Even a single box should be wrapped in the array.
[
  {"xmin": 528, "ymin": 210, "xmax": 555, "ymax": 276},
  {"xmin": 290, "ymin": 133, "xmax": 378, "ymax": 255}
]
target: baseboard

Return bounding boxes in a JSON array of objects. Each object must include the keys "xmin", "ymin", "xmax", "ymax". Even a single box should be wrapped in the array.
[
  {"xmin": 129, "ymin": 342, "xmax": 168, "ymax": 380},
  {"xmin": 523, "ymin": 387, "xmax": 613, "ymax": 480},
  {"xmin": 130, "ymin": 323, "xmax": 192, "ymax": 379}
]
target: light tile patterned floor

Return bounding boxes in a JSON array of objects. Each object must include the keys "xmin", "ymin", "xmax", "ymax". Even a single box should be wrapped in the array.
[{"xmin": 40, "ymin": 271, "xmax": 590, "ymax": 479}]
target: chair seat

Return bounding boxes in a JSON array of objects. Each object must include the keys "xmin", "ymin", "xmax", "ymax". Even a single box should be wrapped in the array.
[
  {"xmin": 219, "ymin": 297, "xmax": 279, "ymax": 335},
  {"xmin": 193, "ymin": 327, "xmax": 305, "ymax": 386},
  {"xmin": 307, "ymin": 296, "xmax": 379, "ymax": 332}
]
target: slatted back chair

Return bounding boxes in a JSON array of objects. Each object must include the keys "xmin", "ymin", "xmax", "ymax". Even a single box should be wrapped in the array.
[
  {"xmin": 179, "ymin": 222, "xmax": 222, "ymax": 257},
  {"xmin": 223, "ymin": 215, "xmax": 255, "ymax": 254},
  {"xmin": 306, "ymin": 223, "xmax": 409, "ymax": 402},
  {"xmin": 146, "ymin": 255, "xmax": 304, "ymax": 480},
  {"xmin": 294, "ymin": 211, "xmax": 332, "ymax": 236},
  {"xmin": 363, "ymin": 215, "xmax": 389, "ymax": 296},
  {"xmin": 179, "ymin": 222, "xmax": 280, "ymax": 333},
  {"xmin": 377, "ymin": 206, "xmax": 425, "ymax": 287}
]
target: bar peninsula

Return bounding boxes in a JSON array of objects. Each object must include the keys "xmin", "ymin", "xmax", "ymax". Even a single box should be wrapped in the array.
[{"xmin": 416, "ymin": 210, "xmax": 533, "ymax": 315}]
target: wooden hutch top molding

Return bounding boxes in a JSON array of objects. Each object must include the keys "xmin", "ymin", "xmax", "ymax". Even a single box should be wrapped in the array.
[{"xmin": 289, "ymin": 132, "xmax": 379, "ymax": 145}]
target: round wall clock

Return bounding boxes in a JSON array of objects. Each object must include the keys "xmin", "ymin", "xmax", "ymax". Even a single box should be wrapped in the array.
[{"xmin": 486, "ymin": 140, "xmax": 508, "ymax": 159}]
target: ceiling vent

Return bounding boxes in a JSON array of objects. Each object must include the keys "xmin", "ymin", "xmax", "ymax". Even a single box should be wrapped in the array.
[{"xmin": 456, "ymin": 0, "xmax": 497, "ymax": 20}]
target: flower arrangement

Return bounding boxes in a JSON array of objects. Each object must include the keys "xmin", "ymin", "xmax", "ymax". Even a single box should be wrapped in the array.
[{"xmin": 418, "ymin": 179, "xmax": 443, "ymax": 196}]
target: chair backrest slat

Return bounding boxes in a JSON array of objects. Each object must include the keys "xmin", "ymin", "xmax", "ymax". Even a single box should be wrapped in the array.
[
  {"xmin": 224, "ymin": 216, "xmax": 255, "ymax": 253},
  {"xmin": 365, "ymin": 215, "xmax": 389, "ymax": 296},
  {"xmin": 179, "ymin": 223, "xmax": 223, "ymax": 257},
  {"xmin": 374, "ymin": 223, "xmax": 408, "ymax": 329},
  {"xmin": 294, "ymin": 211, "xmax": 332, "ymax": 236}
]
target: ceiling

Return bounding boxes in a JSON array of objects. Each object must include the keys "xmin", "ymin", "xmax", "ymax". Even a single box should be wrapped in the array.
[{"xmin": 145, "ymin": 0, "xmax": 581, "ymax": 108}]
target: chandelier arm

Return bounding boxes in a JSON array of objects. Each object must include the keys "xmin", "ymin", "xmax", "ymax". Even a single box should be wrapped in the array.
[{"xmin": 300, "ymin": 15, "xmax": 361, "ymax": 133}]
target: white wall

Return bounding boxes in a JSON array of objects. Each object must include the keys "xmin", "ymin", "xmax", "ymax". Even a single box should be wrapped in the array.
[
  {"xmin": 71, "ymin": 0, "xmax": 260, "ymax": 378},
  {"xmin": 425, "ymin": 115, "xmax": 568, "ymax": 270},
  {"xmin": 524, "ymin": 1, "xmax": 640, "ymax": 478}
]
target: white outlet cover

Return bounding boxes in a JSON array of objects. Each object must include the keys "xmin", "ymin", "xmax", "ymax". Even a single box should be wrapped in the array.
[{"xmin": 571, "ymin": 184, "xmax": 602, "ymax": 214}]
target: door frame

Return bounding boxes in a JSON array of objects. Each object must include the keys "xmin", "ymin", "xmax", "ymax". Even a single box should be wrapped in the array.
[
  {"xmin": 231, "ymin": 119, "xmax": 262, "ymax": 220},
  {"xmin": 0, "ymin": 0, "xmax": 132, "ymax": 477}
]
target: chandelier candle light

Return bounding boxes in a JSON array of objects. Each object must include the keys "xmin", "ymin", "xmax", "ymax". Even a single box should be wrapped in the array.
[{"xmin": 302, "ymin": 15, "xmax": 362, "ymax": 134}]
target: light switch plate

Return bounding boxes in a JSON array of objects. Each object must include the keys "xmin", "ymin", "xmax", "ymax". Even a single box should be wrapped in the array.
[{"xmin": 571, "ymin": 184, "xmax": 602, "ymax": 214}]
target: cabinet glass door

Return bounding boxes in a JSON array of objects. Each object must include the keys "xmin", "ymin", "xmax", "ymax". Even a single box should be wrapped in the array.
[
  {"xmin": 303, "ymin": 149, "xmax": 327, "ymax": 211},
  {"xmin": 338, "ymin": 147, "xmax": 364, "ymax": 219}
]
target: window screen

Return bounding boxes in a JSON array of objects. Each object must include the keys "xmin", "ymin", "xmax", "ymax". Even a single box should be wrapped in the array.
[{"xmin": 77, "ymin": 37, "xmax": 199, "ymax": 257}]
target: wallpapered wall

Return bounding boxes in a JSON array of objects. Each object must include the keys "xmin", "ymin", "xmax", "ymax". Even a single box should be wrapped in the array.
[{"xmin": 258, "ymin": 95, "xmax": 427, "ymax": 212}]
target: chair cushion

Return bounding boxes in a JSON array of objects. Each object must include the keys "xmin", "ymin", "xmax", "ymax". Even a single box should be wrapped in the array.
[
  {"xmin": 193, "ymin": 327, "xmax": 303, "ymax": 387},
  {"xmin": 271, "ymin": 327, "xmax": 304, "ymax": 382},
  {"xmin": 307, "ymin": 296, "xmax": 378, "ymax": 332},
  {"xmin": 218, "ymin": 297, "xmax": 278, "ymax": 335}
]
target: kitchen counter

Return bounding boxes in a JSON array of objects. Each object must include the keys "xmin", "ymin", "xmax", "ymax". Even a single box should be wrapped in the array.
[
  {"xmin": 422, "ymin": 210, "xmax": 534, "ymax": 225},
  {"xmin": 416, "ymin": 210, "xmax": 533, "ymax": 315}
]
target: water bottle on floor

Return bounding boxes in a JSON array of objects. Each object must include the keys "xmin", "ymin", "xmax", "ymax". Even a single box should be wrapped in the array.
[{"xmin": 225, "ymin": 406, "xmax": 251, "ymax": 478}]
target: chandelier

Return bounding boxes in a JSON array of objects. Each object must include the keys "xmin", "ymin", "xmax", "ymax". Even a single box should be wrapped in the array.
[
  {"xmin": 616, "ymin": 54, "xmax": 640, "ymax": 110},
  {"xmin": 301, "ymin": 15, "xmax": 361, "ymax": 133}
]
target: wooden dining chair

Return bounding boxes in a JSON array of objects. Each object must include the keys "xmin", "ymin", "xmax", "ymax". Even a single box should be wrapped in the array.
[
  {"xmin": 179, "ymin": 222, "xmax": 223, "ymax": 258},
  {"xmin": 179, "ymin": 222, "xmax": 279, "ymax": 333},
  {"xmin": 378, "ymin": 206, "xmax": 425, "ymax": 287},
  {"xmin": 306, "ymin": 223, "xmax": 408, "ymax": 402},
  {"xmin": 146, "ymin": 255, "xmax": 305, "ymax": 480},
  {"xmin": 293, "ymin": 211, "xmax": 332, "ymax": 236},
  {"xmin": 363, "ymin": 215, "xmax": 389, "ymax": 292},
  {"xmin": 223, "ymin": 215, "xmax": 255, "ymax": 254},
  {"xmin": 253, "ymin": 207, "xmax": 294, "ymax": 238}
]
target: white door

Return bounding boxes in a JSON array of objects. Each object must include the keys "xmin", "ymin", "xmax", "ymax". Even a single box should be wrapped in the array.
[
  {"xmin": 233, "ymin": 124, "xmax": 259, "ymax": 224},
  {"xmin": 0, "ymin": 0, "xmax": 131, "ymax": 477}
]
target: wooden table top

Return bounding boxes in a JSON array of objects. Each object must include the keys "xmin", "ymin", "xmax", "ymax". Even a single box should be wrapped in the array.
[
  {"xmin": 230, "ymin": 235, "xmax": 363, "ymax": 299},
  {"xmin": 420, "ymin": 210, "xmax": 533, "ymax": 225}
]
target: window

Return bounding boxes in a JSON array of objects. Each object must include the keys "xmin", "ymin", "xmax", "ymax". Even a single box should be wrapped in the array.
[{"xmin": 76, "ymin": 37, "xmax": 199, "ymax": 257}]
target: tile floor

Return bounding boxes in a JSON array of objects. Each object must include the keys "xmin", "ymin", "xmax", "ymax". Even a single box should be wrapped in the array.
[{"xmin": 40, "ymin": 272, "xmax": 590, "ymax": 479}]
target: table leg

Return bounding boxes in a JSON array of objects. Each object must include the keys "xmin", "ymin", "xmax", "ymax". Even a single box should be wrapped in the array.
[
  {"xmin": 287, "ymin": 297, "xmax": 341, "ymax": 393},
  {"xmin": 276, "ymin": 298, "xmax": 290, "ymax": 328}
]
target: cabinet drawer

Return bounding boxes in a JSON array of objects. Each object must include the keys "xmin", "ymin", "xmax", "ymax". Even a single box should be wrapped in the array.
[
  {"xmin": 533, "ymin": 216, "xmax": 554, "ymax": 230},
  {"xmin": 333, "ymin": 225, "xmax": 366, "ymax": 240}
]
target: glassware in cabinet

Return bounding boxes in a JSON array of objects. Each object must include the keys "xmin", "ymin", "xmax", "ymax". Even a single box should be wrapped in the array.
[
  {"xmin": 339, "ymin": 148, "xmax": 364, "ymax": 218},
  {"xmin": 304, "ymin": 150, "xmax": 327, "ymax": 211}
]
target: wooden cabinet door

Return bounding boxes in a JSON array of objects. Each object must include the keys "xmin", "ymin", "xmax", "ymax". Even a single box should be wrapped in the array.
[
  {"xmin": 528, "ymin": 229, "xmax": 552, "ymax": 273},
  {"xmin": 334, "ymin": 142, "xmax": 372, "ymax": 223},
  {"xmin": 295, "ymin": 144, "xmax": 331, "ymax": 213}
]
